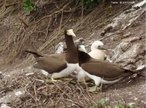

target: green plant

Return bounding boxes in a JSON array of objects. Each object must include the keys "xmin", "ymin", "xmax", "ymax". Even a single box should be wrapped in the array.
[
  {"xmin": 75, "ymin": 0, "xmax": 102, "ymax": 9},
  {"xmin": 98, "ymin": 98, "xmax": 106, "ymax": 108},
  {"xmin": 84, "ymin": 0, "xmax": 101, "ymax": 8},
  {"xmin": 89, "ymin": 98, "xmax": 106, "ymax": 108},
  {"xmin": 115, "ymin": 104, "xmax": 134, "ymax": 108},
  {"xmin": 23, "ymin": 0, "xmax": 35, "ymax": 12},
  {"xmin": 89, "ymin": 98, "xmax": 135, "ymax": 108}
]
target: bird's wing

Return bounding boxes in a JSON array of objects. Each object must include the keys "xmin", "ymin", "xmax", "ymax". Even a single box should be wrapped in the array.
[
  {"xmin": 81, "ymin": 61, "xmax": 125, "ymax": 78},
  {"xmin": 34, "ymin": 54, "xmax": 67, "ymax": 73},
  {"xmin": 25, "ymin": 50, "xmax": 44, "ymax": 58}
]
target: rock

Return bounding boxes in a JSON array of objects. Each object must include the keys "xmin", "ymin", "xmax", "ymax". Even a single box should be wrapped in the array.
[
  {"xmin": 74, "ymin": 38, "xmax": 85, "ymax": 45},
  {"xmin": 112, "ymin": 41, "xmax": 131, "ymax": 61},
  {"xmin": 0, "ymin": 71, "xmax": 4, "ymax": 79},
  {"xmin": 101, "ymin": 4, "xmax": 144, "ymax": 36},
  {"xmin": 55, "ymin": 38, "xmax": 85, "ymax": 54},
  {"xmin": 112, "ymin": 42, "xmax": 142, "ymax": 70},
  {"xmin": 101, "ymin": 26, "xmax": 113, "ymax": 36},
  {"xmin": 133, "ymin": 0, "xmax": 146, "ymax": 9},
  {"xmin": 123, "ymin": 37, "xmax": 142, "ymax": 43},
  {"xmin": 122, "ymin": 32, "xmax": 132, "ymax": 38},
  {"xmin": 41, "ymin": 70, "xmax": 49, "ymax": 76},
  {"xmin": 0, "ymin": 104, "xmax": 11, "ymax": 108},
  {"xmin": 55, "ymin": 42, "xmax": 64, "ymax": 54},
  {"xmin": 14, "ymin": 90, "xmax": 25, "ymax": 97},
  {"xmin": 25, "ymin": 72, "xmax": 34, "ymax": 76}
]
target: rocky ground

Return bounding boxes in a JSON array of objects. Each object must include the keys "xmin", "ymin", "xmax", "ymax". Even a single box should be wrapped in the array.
[{"xmin": 0, "ymin": 0, "xmax": 145, "ymax": 108}]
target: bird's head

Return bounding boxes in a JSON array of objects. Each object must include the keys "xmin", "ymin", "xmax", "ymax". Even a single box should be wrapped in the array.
[
  {"xmin": 91, "ymin": 40, "xmax": 107, "ymax": 51},
  {"xmin": 78, "ymin": 44, "xmax": 87, "ymax": 53},
  {"xmin": 65, "ymin": 29, "xmax": 76, "ymax": 37}
]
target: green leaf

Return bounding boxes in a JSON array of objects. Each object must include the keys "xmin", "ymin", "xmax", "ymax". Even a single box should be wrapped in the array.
[
  {"xmin": 75, "ymin": 0, "xmax": 101, "ymax": 9},
  {"xmin": 97, "ymin": 98, "xmax": 106, "ymax": 107},
  {"xmin": 23, "ymin": 0, "xmax": 35, "ymax": 12}
]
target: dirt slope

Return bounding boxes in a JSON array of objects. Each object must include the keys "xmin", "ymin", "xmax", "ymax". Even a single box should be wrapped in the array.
[{"xmin": 0, "ymin": 0, "xmax": 145, "ymax": 108}]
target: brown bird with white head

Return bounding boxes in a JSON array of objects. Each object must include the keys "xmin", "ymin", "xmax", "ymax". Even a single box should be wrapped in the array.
[{"xmin": 26, "ymin": 29, "xmax": 79, "ymax": 81}]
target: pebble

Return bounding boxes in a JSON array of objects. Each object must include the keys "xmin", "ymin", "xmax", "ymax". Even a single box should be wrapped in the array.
[{"xmin": 0, "ymin": 104, "xmax": 11, "ymax": 108}]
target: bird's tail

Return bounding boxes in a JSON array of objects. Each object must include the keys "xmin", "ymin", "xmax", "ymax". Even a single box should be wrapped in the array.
[
  {"xmin": 102, "ymin": 65, "xmax": 146, "ymax": 84},
  {"xmin": 133, "ymin": 64, "xmax": 145, "ymax": 77},
  {"xmin": 101, "ymin": 77, "xmax": 122, "ymax": 84},
  {"xmin": 124, "ymin": 64, "xmax": 146, "ymax": 78},
  {"xmin": 135, "ymin": 64, "xmax": 146, "ymax": 72},
  {"xmin": 25, "ymin": 50, "xmax": 43, "ymax": 57}
]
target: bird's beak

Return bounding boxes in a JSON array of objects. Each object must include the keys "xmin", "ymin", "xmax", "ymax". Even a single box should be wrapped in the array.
[
  {"xmin": 78, "ymin": 45, "xmax": 87, "ymax": 53},
  {"xmin": 98, "ymin": 46, "xmax": 107, "ymax": 50},
  {"xmin": 72, "ymin": 33, "xmax": 76, "ymax": 37},
  {"xmin": 67, "ymin": 29, "xmax": 76, "ymax": 37}
]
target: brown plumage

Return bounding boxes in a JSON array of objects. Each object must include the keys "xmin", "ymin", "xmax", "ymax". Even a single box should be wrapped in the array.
[
  {"xmin": 64, "ymin": 29, "xmax": 78, "ymax": 63},
  {"xmin": 26, "ymin": 50, "xmax": 67, "ymax": 74},
  {"xmin": 25, "ymin": 29, "xmax": 78, "ymax": 80},
  {"xmin": 78, "ymin": 49, "xmax": 143, "ymax": 81}
]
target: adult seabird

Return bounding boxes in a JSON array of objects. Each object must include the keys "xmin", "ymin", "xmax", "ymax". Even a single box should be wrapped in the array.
[
  {"xmin": 77, "ymin": 45, "xmax": 144, "ymax": 90},
  {"xmin": 26, "ymin": 29, "xmax": 79, "ymax": 81}
]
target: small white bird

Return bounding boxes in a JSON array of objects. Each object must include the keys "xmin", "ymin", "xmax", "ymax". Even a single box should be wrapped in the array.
[{"xmin": 88, "ymin": 40, "xmax": 107, "ymax": 61}]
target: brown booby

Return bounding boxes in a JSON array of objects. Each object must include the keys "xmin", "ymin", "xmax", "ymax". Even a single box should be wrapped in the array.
[
  {"xmin": 76, "ymin": 40, "xmax": 113, "ymax": 83},
  {"xmin": 63, "ymin": 37, "xmax": 86, "ymax": 53},
  {"xmin": 77, "ymin": 45, "xmax": 144, "ymax": 88},
  {"xmin": 26, "ymin": 29, "xmax": 79, "ymax": 81}
]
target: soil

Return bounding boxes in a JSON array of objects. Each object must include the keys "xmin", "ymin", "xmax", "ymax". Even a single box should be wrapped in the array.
[{"xmin": 0, "ymin": 0, "xmax": 145, "ymax": 108}]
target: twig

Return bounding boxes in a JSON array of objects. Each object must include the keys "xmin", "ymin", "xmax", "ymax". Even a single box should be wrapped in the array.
[
  {"xmin": 81, "ymin": 0, "xmax": 84, "ymax": 21},
  {"xmin": 19, "ymin": 17, "xmax": 29, "ymax": 28},
  {"xmin": 5, "ymin": 2, "xmax": 19, "ymax": 8},
  {"xmin": 58, "ymin": 10, "xmax": 63, "ymax": 34},
  {"xmin": 65, "ymin": 99, "xmax": 85, "ymax": 108},
  {"xmin": 76, "ymin": 84, "xmax": 91, "ymax": 103},
  {"xmin": 24, "ymin": 82, "xmax": 37, "ymax": 102},
  {"xmin": 30, "ymin": 1, "xmax": 73, "ymax": 26},
  {"xmin": 99, "ymin": 31, "xmax": 121, "ymax": 41},
  {"xmin": 33, "ymin": 82, "xmax": 38, "ymax": 100},
  {"xmin": 53, "ymin": 82, "xmax": 71, "ymax": 98},
  {"xmin": 45, "ymin": 18, "xmax": 52, "ymax": 38},
  {"xmin": 55, "ymin": 89, "xmax": 68, "ymax": 107}
]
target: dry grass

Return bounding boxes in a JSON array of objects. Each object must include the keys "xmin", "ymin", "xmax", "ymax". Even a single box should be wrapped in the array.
[
  {"xmin": 0, "ymin": 71, "xmax": 97, "ymax": 108},
  {"xmin": 0, "ymin": 0, "xmax": 128, "ymax": 67},
  {"xmin": 0, "ymin": 0, "xmax": 145, "ymax": 108},
  {"xmin": 0, "ymin": 69, "xmax": 144, "ymax": 108}
]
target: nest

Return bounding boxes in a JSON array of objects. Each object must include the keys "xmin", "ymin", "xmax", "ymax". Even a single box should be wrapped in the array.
[{"xmin": 0, "ymin": 71, "xmax": 97, "ymax": 108}]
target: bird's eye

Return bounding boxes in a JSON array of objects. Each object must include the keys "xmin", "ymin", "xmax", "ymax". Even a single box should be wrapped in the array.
[{"xmin": 97, "ymin": 46, "xmax": 101, "ymax": 49}]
